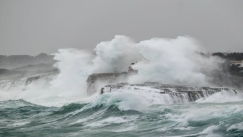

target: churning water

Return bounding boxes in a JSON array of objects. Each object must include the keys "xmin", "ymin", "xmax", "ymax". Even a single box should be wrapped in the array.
[
  {"xmin": 0, "ymin": 96, "xmax": 243, "ymax": 137},
  {"xmin": 0, "ymin": 36, "xmax": 243, "ymax": 137}
]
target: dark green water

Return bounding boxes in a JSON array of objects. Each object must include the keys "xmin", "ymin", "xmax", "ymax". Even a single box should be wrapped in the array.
[{"xmin": 0, "ymin": 98, "xmax": 243, "ymax": 137}]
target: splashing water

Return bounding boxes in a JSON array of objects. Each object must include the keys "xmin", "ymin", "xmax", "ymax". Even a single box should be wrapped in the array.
[
  {"xmin": 0, "ymin": 35, "xmax": 242, "ymax": 136},
  {"xmin": 42, "ymin": 35, "xmax": 224, "ymax": 105}
]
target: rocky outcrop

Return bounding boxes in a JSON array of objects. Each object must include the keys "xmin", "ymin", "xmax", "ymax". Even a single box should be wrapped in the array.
[
  {"xmin": 101, "ymin": 82, "xmax": 238, "ymax": 102},
  {"xmin": 86, "ymin": 72, "xmax": 130, "ymax": 95},
  {"xmin": 210, "ymin": 72, "xmax": 243, "ymax": 89}
]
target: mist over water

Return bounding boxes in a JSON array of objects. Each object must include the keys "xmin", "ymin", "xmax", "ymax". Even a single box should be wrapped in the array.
[
  {"xmin": 128, "ymin": 36, "xmax": 222, "ymax": 85},
  {"xmin": 0, "ymin": 36, "xmax": 243, "ymax": 137},
  {"xmin": 0, "ymin": 35, "xmax": 236, "ymax": 106},
  {"xmin": 48, "ymin": 35, "xmax": 224, "ymax": 104}
]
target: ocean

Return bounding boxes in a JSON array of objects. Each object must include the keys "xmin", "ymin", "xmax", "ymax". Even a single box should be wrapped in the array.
[
  {"xmin": 0, "ymin": 36, "xmax": 243, "ymax": 137},
  {"xmin": 0, "ymin": 98, "xmax": 242, "ymax": 137}
]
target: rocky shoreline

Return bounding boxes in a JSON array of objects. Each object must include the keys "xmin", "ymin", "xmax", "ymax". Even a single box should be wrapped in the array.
[{"xmin": 100, "ymin": 82, "xmax": 238, "ymax": 102}]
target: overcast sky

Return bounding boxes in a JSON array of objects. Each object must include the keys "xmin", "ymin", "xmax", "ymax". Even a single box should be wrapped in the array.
[{"xmin": 0, "ymin": 0, "xmax": 242, "ymax": 55}]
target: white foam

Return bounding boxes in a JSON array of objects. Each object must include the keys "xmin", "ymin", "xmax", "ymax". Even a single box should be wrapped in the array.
[
  {"xmin": 201, "ymin": 125, "xmax": 219, "ymax": 134},
  {"xmin": 227, "ymin": 122, "xmax": 243, "ymax": 131},
  {"xmin": 10, "ymin": 121, "xmax": 30, "ymax": 127},
  {"xmin": 128, "ymin": 36, "xmax": 222, "ymax": 86},
  {"xmin": 84, "ymin": 116, "xmax": 138, "ymax": 128},
  {"xmin": 196, "ymin": 90, "xmax": 243, "ymax": 103},
  {"xmin": 70, "ymin": 110, "xmax": 107, "ymax": 125}
]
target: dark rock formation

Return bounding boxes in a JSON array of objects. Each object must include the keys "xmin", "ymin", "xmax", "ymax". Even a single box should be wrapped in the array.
[
  {"xmin": 86, "ymin": 72, "xmax": 129, "ymax": 95},
  {"xmin": 101, "ymin": 82, "xmax": 238, "ymax": 102},
  {"xmin": 210, "ymin": 70, "xmax": 243, "ymax": 89}
]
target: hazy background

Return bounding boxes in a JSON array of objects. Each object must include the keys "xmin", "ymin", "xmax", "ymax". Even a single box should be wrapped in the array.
[{"xmin": 0, "ymin": 0, "xmax": 242, "ymax": 55}]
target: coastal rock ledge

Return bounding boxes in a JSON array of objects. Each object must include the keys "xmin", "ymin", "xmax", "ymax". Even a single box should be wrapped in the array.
[{"xmin": 101, "ymin": 82, "xmax": 239, "ymax": 102}]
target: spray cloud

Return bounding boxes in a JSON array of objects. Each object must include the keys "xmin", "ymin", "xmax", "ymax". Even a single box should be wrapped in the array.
[{"xmin": 52, "ymin": 35, "xmax": 222, "ymax": 96}]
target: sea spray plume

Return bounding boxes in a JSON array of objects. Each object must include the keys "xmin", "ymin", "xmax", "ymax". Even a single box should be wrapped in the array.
[
  {"xmin": 51, "ymin": 49, "xmax": 94, "ymax": 97},
  {"xmin": 50, "ymin": 36, "xmax": 223, "ymax": 98},
  {"xmin": 47, "ymin": 36, "xmax": 223, "ymax": 105},
  {"xmin": 49, "ymin": 36, "xmax": 142, "ymax": 98},
  {"xmin": 92, "ymin": 35, "xmax": 143, "ymax": 73},
  {"xmin": 87, "ymin": 35, "xmax": 143, "ymax": 93},
  {"xmin": 129, "ymin": 36, "xmax": 222, "ymax": 86},
  {"xmin": 0, "ymin": 36, "xmax": 239, "ymax": 107}
]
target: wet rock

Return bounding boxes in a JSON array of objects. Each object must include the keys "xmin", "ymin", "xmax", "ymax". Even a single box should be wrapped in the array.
[
  {"xmin": 86, "ymin": 72, "xmax": 130, "ymax": 95},
  {"xmin": 100, "ymin": 83, "xmax": 238, "ymax": 102}
]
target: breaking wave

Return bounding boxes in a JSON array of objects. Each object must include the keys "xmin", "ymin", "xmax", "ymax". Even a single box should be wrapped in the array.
[
  {"xmin": 1, "ymin": 97, "xmax": 243, "ymax": 136},
  {"xmin": 0, "ymin": 35, "xmax": 241, "ymax": 107},
  {"xmin": 0, "ymin": 34, "xmax": 242, "ymax": 136}
]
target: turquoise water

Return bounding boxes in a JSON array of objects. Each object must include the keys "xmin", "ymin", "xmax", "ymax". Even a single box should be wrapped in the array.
[{"xmin": 0, "ymin": 98, "xmax": 243, "ymax": 137}]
